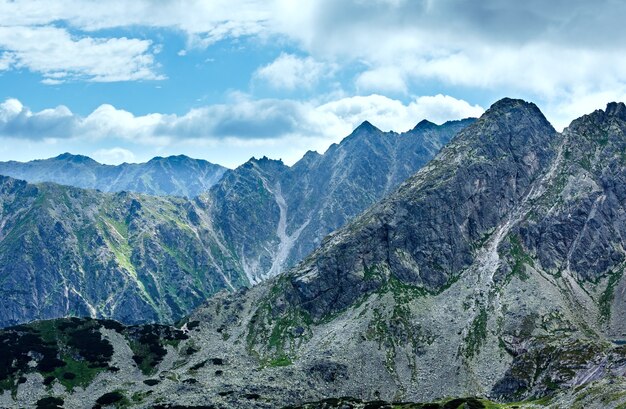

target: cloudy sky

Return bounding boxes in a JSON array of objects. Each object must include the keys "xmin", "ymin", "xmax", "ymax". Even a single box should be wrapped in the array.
[{"xmin": 0, "ymin": 0, "xmax": 624, "ymax": 167}]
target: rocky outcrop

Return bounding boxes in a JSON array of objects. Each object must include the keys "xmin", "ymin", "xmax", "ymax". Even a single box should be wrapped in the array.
[
  {"xmin": 274, "ymin": 98, "xmax": 557, "ymax": 320},
  {"xmin": 209, "ymin": 99, "xmax": 626, "ymax": 405}
]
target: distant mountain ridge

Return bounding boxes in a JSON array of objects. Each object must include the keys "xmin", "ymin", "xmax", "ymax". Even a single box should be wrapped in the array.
[
  {"xmin": 0, "ymin": 153, "xmax": 227, "ymax": 197},
  {"xmin": 0, "ymin": 117, "xmax": 474, "ymax": 327}
]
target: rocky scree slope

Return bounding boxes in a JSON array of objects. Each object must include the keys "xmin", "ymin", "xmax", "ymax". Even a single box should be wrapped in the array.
[
  {"xmin": 0, "ymin": 154, "xmax": 227, "ymax": 197},
  {"xmin": 0, "ymin": 316, "xmax": 574, "ymax": 409},
  {"xmin": 3, "ymin": 99, "xmax": 626, "ymax": 408}
]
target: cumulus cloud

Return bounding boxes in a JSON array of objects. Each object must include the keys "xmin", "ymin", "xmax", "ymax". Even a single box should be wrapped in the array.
[
  {"xmin": 317, "ymin": 94, "xmax": 484, "ymax": 132},
  {"xmin": 91, "ymin": 147, "xmax": 136, "ymax": 164},
  {"xmin": 0, "ymin": 26, "xmax": 163, "ymax": 83},
  {"xmin": 274, "ymin": 0, "xmax": 626, "ymax": 55},
  {"xmin": 0, "ymin": 98, "xmax": 77, "ymax": 138},
  {"xmin": 269, "ymin": 1, "xmax": 626, "ymax": 102},
  {"xmin": 266, "ymin": 0, "xmax": 626, "ymax": 122},
  {"xmin": 407, "ymin": 95, "xmax": 486, "ymax": 125},
  {"xmin": 0, "ymin": 0, "xmax": 271, "ymax": 46},
  {"xmin": 0, "ymin": 0, "xmax": 624, "ymax": 98},
  {"xmin": 0, "ymin": 94, "xmax": 483, "ymax": 165},
  {"xmin": 254, "ymin": 53, "xmax": 332, "ymax": 90},
  {"xmin": 1, "ymin": 1, "xmax": 624, "ymax": 130},
  {"xmin": 0, "ymin": 0, "xmax": 622, "ymax": 116},
  {"xmin": 4, "ymin": 1, "xmax": 626, "ymax": 165}
]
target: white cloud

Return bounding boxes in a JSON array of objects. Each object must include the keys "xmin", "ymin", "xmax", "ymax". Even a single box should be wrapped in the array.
[
  {"xmin": 74, "ymin": 104, "xmax": 172, "ymax": 146},
  {"xmin": 0, "ymin": 0, "xmax": 624, "ymax": 99},
  {"xmin": 92, "ymin": 147, "xmax": 136, "ymax": 164},
  {"xmin": 254, "ymin": 53, "xmax": 331, "ymax": 90},
  {"xmin": 0, "ymin": 51, "xmax": 15, "ymax": 71},
  {"xmin": 1, "ymin": 0, "xmax": 625, "ymax": 165},
  {"xmin": 407, "ymin": 95, "xmax": 486, "ymax": 125},
  {"xmin": 0, "ymin": 98, "xmax": 77, "ymax": 138},
  {"xmin": 0, "ymin": 98, "xmax": 23, "ymax": 119},
  {"xmin": 0, "ymin": 94, "xmax": 483, "ymax": 166},
  {"xmin": 0, "ymin": 0, "xmax": 272, "ymax": 47},
  {"xmin": 248, "ymin": 2, "xmax": 626, "ymax": 107},
  {"xmin": 317, "ymin": 94, "xmax": 484, "ymax": 133},
  {"xmin": 538, "ymin": 86, "xmax": 626, "ymax": 131},
  {"xmin": 355, "ymin": 67, "xmax": 407, "ymax": 94},
  {"xmin": 0, "ymin": 26, "xmax": 163, "ymax": 83}
]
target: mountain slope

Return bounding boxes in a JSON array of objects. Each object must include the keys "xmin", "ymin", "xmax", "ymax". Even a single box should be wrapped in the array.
[
  {"xmin": 209, "ymin": 118, "xmax": 474, "ymax": 283},
  {"xmin": 0, "ymin": 154, "xmax": 227, "ymax": 197},
  {"xmin": 0, "ymin": 177, "xmax": 244, "ymax": 327},
  {"xmin": 200, "ymin": 99, "xmax": 626, "ymax": 404},
  {"xmin": 236, "ymin": 99, "xmax": 626, "ymax": 401}
]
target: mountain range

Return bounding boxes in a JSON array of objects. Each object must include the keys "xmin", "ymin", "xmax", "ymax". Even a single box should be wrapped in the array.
[
  {"xmin": 1, "ymin": 98, "xmax": 626, "ymax": 408},
  {"xmin": 0, "ymin": 118, "xmax": 472, "ymax": 327},
  {"xmin": 0, "ymin": 154, "xmax": 227, "ymax": 197}
]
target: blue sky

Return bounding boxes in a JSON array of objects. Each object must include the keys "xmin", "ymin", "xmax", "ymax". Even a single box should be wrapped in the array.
[{"xmin": 1, "ymin": 0, "xmax": 625, "ymax": 168}]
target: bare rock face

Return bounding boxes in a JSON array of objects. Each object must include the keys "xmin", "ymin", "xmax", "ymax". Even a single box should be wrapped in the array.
[
  {"xmin": 207, "ymin": 118, "xmax": 474, "ymax": 283},
  {"xmin": 517, "ymin": 103, "xmax": 626, "ymax": 279},
  {"xmin": 274, "ymin": 98, "xmax": 558, "ymax": 320},
  {"xmin": 202, "ymin": 98, "xmax": 626, "ymax": 406}
]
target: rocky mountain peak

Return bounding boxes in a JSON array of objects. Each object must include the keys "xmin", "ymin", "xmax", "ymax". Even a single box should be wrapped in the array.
[
  {"xmin": 480, "ymin": 98, "xmax": 551, "ymax": 128},
  {"xmin": 292, "ymin": 150, "xmax": 322, "ymax": 170},
  {"xmin": 255, "ymin": 99, "xmax": 558, "ymax": 325},
  {"xmin": 487, "ymin": 96, "xmax": 535, "ymax": 111},
  {"xmin": 5, "ymin": 99, "xmax": 626, "ymax": 408},
  {"xmin": 148, "ymin": 154, "xmax": 193, "ymax": 164},
  {"xmin": 570, "ymin": 101, "xmax": 626, "ymax": 128},
  {"xmin": 352, "ymin": 120, "xmax": 381, "ymax": 134},
  {"xmin": 54, "ymin": 152, "xmax": 98, "ymax": 164},
  {"xmin": 241, "ymin": 156, "xmax": 287, "ymax": 173},
  {"xmin": 0, "ymin": 153, "xmax": 227, "ymax": 197},
  {"xmin": 452, "ymin": 98, "xmax": 556, "ymax": 167},
  {"xmin": 564, "ymin": 101, "xmax": 626, "ymax": 157},
  {"xmin": 300, "ymin": 150, "xmax": 321, "ymax": 161},
  {"xmin": 410, "ymin": 119, "xmax": 437, "ymax": 132},
  {"xmin": 605, "ymin": 101, "xmax": 626, "ymax": 119},
  {"xmin": 432, "ymin": 99, "xmax": 556, "ymax": 177}
]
